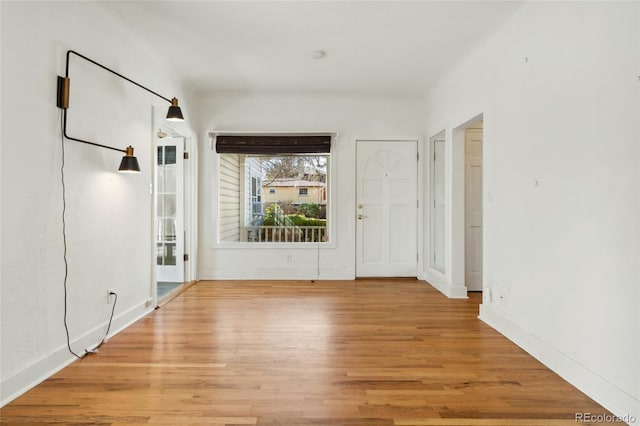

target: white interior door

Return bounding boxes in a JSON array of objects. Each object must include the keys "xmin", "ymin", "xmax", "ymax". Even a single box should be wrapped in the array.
[
  {"xmin": 156, "ymin": 137, "xmax": 184, "ymax": 283},
  {"xmin": 356, "ymin": 140, "xmax": 417, "ymax": 277},
  {"xmin": 465, "ymin": 129, "xmax": 483, "ymax": 291}
]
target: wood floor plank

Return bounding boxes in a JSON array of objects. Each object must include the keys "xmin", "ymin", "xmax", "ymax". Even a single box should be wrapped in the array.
[{"xmin": 0, "ymin": 280, "xmax": 612, "ymax": 425}]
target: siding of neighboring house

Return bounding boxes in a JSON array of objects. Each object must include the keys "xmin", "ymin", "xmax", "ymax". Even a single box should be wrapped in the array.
[
  {"xmin": 241, "ymin": 157, "xmax": 262, "ymax": 241},
  {"xmin": 263, "ymin": 180, "xmax": 326, "ymax": 205},
  {"xmin": 219, "ymin": 154, "xmax": 240, "ymax": 241}
]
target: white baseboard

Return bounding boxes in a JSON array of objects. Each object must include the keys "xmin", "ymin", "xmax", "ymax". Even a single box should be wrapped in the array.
[
  {"xmin": 1, "ymin": 300, "xmax": 152, "ymax": 407},
  {"xmin": 479, "ymin": 304, "xmax": 640, "ymax": 426},
  {"xmin": 424, "ymin": 270, "xmax": 468, "ymax": 299},
  {"xmin": 199, "ymin": 267, "xmax": 354, "ymax": 281}
]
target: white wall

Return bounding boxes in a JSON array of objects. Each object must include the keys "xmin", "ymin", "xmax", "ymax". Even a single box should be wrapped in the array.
[
  {"xmin": 0, "ymin": 1, "xmax": 194, "ymax": 405},
  {"xmin": 198, "ymin": 91, "xmax": 425, "ymax": 279},
  {"xmin": 423, "ymin": 2, "xmax": 639, "ymax": 422}
]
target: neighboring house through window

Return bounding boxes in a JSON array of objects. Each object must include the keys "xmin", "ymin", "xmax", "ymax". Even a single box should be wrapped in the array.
[{"xmin": 213, "ymin": 133, "xmax": 331, "ymax": 244}]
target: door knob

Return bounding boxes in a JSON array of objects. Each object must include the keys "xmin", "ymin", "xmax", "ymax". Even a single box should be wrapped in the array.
[{"xmin": 357, "ymin": 214, "xmax": 367, "ymax": 220}]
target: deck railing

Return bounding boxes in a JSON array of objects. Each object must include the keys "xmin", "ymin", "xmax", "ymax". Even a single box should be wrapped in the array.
[{"xmin": 246, "ymin": 225, "xmax": 326, "ymax": 242}]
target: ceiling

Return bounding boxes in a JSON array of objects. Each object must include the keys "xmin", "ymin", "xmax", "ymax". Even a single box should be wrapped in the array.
[{"xmin": 100, "ymin": 1, "xmax": 522, "ymax": 96}]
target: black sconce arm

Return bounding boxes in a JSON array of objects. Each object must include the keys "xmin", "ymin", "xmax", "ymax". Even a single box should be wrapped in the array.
[
  {"xmin": 63, "ymin": 50, "xmax": 173, "ymax": 104},
  {"xmin": 56, "ymin": 49, "xmax": 184, "ymax": 172}
]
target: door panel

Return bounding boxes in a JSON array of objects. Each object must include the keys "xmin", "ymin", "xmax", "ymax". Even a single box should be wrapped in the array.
[
  {"xmin": 362, "ymin": 206, "xmax": 383, "ymax": 264},
  {"xmin": 465, "ymin": 129, "xmax": 483, "ymax": 291},
  {"xmin": 389, "ymin": 204, "xmax": 412, "ymax": 263},
  {"xmin": 356, "ymin": 141, "xmax": 417, "ymax": 277}
]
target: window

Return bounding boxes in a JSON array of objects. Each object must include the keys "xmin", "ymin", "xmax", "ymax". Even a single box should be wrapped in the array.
[
  {"xmin": 251, "ymin": 176, "xmax": 261, "ymax": 215},
  {"xmin": 218, "ymin": 154, "xmax": 330, "ymax": 243},
  {"xmin": 214, "ymin": 133, "xmax": 332, "ymax": 244}
]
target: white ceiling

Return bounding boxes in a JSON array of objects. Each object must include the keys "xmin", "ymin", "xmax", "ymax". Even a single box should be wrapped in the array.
[{"xmin": 100, "ymin": 1, "xmax": 522, "ymax": 96}]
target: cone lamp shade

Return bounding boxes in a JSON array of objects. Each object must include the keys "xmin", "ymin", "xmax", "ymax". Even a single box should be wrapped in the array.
[
  {"xmin": 166, "ymin": 98, "xmax": 184, "ymax": 121},
  {"xmin": 118, "ymin": 146, "xmax": 141, "ymax": 173}
]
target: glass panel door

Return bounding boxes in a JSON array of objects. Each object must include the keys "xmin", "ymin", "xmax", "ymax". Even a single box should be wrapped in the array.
[{"xmin": 156, "ymin": 137, "xmax": 184, "ymax": 283}]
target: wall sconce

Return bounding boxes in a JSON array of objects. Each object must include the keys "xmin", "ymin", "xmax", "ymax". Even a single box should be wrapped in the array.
[{"xmin": 56, "ymin": 50, "xmax": 185, "ymax": 172}]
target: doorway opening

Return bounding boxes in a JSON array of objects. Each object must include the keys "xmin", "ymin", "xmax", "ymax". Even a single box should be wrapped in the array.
[
  {"xmin": 155, "ymin": 134, "xmax": 185, "ymax": 304},
  {"xmin": 452, "ymin": 115, "xmax": 484, "ymax": 296},
  {"xmin": 464, "ymin": 122, "xmax": 483, "ymax": 292},
  {"xmin": 152, "ymin": 117, "xmax": 196, "ymax": 307}
]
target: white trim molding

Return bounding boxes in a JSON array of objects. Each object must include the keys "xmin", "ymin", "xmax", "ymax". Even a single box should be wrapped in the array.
[
  {"xmin": 1, "ymin": 302, "xmax": 153, "ymax": 407},
  {"xmin": 424, "ymin": 268, "xmax": 468, "ymax": 299},
  {"xmin": 479, "ymin": 304, "xmax": 640, "ymax": 426}
]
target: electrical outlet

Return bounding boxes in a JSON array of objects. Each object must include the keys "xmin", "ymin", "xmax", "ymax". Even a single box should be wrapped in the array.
[{"xmin": 107, "ymin": 288, "xmax": 115, "ymax": 303}]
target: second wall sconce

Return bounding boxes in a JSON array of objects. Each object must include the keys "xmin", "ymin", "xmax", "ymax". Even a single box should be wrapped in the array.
[{"xmin": 56, "ymin": 50, "xmax": 185, "ymax": 172}]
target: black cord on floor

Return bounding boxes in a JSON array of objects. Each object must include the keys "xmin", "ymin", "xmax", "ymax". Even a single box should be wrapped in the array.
[
  {"xmin": 93, "ymin": 292, "xmax": 118, "ymax": 352},
  {"xmin": 60, "ymin": 112, "xmax": 84, "ymax": 360}
]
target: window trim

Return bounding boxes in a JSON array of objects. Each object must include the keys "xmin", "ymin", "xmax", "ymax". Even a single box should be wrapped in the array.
[{"xmin": 211, "ymin": 131, "xmax": 337, "ymax": 249}]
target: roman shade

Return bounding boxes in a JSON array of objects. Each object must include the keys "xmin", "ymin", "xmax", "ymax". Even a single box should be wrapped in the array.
[{"xmin": 215, "ymin": 135, "xmax": 331, "ymax": 154}]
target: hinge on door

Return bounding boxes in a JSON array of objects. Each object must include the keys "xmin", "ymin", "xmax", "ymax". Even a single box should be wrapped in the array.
[
  {"xmin": 183, "ymin": 253, "xmax": 189, "ymax": 262},
  {"xmin": 417, "ymin": 199, "xmax": 419, "ymax": 208},
  {"xmin": 433, "ymin": 151, "xmax": 436, "ymax": 162},
  {"xmin": 417, "ymin": 152, "xmax": 419, "ymax": 161},
  {"xmin": 183, "ymin": 152, "xmax": 189, "ymax": 159}
]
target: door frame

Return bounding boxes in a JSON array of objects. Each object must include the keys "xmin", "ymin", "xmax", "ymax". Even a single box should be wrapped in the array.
[
  {"xmin": 428, "ymin": 131, "xmax": 447, "ymax": 275},
  {"xmin": 150, "ymin": 108, "xmax": 198, "ymax": 307},
  {"xmin": 353, "ymin": 135, "xmax": 423, "ymax": 278},
  {"xmin": 452, "ymin": 114, "xmax": 484, "ymax": 297}
]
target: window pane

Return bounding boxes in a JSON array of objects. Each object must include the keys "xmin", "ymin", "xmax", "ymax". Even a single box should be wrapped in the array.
[
  {"xmin": 163, "ymin": 218, "xmax": 176, "ymax": 241},
  {"xmin": 219, "ymin": 154, "xmax": 329, "ymax": 243},
  {"xmin": 157, "ymin": 170, "xmax": 165, "ymax": 193},
  {"xmin": 157, "ymin": 194, "xmax": 165, "ymax": 217},
  {"xmin": 163, "ymin": 194, "xmax": 176, "ymax": 217},
  {"xmin": 165, "ymin": 146, "xmax": 176, "ymax": 164},
  {"xmin": 156, "ymin": 243, "xmax": 164, "ymax": 265},
  {"xmin": 164, "ymin": 243, "xmax": 176, "ymax": 265},
  {"xmin": 164, "ymin": 168, "xmax": 176, "ymax": 193}
]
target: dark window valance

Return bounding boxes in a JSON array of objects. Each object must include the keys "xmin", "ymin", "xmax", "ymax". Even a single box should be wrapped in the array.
[{"xmin": 215, "ymin": 135, "xmax": 331, "ymax": 155}]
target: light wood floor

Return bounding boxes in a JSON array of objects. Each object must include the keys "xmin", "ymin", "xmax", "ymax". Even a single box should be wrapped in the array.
[{"xmin": 1, "ymin": 280, "xmax": 612, "ymax": 425}]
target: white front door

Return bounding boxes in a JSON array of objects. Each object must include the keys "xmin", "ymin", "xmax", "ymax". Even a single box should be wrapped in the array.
[
  {"xmin": 356, "ymin": 140, "xmax": 417, "ymax": 277},
  {"xmin": 156, "ymin": 137, "xmax": 184, "ymax": 283},
  {"xmin": 465, "ymin": 129, "xmax": 483, "ymax": 291}
]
